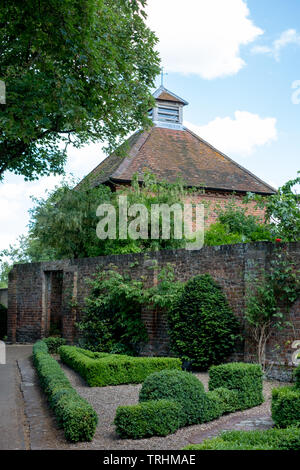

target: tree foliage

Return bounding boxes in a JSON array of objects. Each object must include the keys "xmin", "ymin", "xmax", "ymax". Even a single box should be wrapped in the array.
[
  {"xmin": 246, "ymin": 173, "xmax": 300, "ymax": 242},
  {"xmin": 0, "ymin": 0, "xmax": 160, "ymax": 180},
  {"xmin": 204, "ymin": 201, "xmax": 273, "ymax": 247},
  {"xmin": 29, "ymin": 178, "xmax": 112, "ymax": 259}
]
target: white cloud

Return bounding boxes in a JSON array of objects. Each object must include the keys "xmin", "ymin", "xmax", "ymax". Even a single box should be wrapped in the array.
[
  {"xmin": 252, "ymin": 29, "xmax": 300, "ymax": 61},
  {"xmin": 146, "ymin": 0, "xmax": 263, "ymax": 79},
  {"xmin": 251, "ymin": 45, "xmax": 272, "ymax": 55},
  {"xmin": 0, "ymin": 175, "xmax": 62, "ymax": 249},
  {"xmin": 65, "ymin": 142, "xmax": 106, "ymax": 175},
  {"xmin": 185, "ymin": 111, "xmax": 277, "ymax": 156}
]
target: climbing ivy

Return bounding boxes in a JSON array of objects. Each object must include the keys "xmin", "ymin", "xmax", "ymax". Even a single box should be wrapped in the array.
[{"xmin": 77, "ymin": 264, "xmax": 183, "ymax": 355}]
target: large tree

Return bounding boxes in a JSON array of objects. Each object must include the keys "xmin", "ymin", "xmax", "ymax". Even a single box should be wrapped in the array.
[{"xmin": 0, "ymin": 0, "xmax": 160, "ymax": 180}]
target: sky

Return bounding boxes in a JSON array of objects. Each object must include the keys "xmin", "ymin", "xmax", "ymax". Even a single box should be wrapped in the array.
[{"xmin": 1, "ymin": 0, "xmax": 300, "ymax": 252}]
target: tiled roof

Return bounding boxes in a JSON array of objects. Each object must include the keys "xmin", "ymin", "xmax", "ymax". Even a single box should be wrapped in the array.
[
  {"xmin": 152, "ymin": 86, "xmax": 188, "ymax": 106},
  {"xmin": 157, "ymin": 91, "xmax": 185, "ymax": 103},
  {"xmin": 79, "ymin": 126, "xmax": 276, "ymax": 195}
]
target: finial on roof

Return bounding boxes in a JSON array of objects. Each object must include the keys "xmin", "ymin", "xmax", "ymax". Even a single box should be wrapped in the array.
[{"xmin": 160, "ymin": 67, "xmax": 168, "ymax": 87}]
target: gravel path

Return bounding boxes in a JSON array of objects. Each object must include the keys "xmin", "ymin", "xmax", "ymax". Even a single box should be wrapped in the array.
[{"xmin": 59, "ymin": 362, "xmax": 289, "ymax": 450}]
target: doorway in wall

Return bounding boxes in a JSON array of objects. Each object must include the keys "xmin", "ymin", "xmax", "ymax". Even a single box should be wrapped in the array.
[{"xmin": 43, "ymin": 270, "xmax": 63, "ymax": 336}]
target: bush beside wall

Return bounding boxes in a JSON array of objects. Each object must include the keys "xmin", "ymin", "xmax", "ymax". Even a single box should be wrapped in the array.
[
  {"xmin": 209, "ymin": 363, "xmax": 264, "ymax": 410},
  {"xmin": 59, "ymin": 345, "xmax": 181, "ymax": 387},
  {"xmin": 33, "ymin": 341, "xmax": 98, "ymax": 442},
  {"xmin": 168, "ymin": 274, "xmax": 240, "ymax": 370},
  {"xmin": 43, "ymin": 336, "xmax": 66, "ymax": 354}
]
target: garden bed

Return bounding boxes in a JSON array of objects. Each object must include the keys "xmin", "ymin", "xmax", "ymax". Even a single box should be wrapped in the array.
[{"xmin": 58, "ymin": 363, "xmax": 288, "ymax": 450}]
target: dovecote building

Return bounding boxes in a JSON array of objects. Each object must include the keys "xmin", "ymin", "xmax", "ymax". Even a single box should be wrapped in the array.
[{"xmin": 79, "ymin": 86, "xmax": 276, "ymax": 225}]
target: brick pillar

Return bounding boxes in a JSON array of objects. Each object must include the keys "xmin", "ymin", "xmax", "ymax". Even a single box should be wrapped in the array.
[{"xmin": 7, "ymin": 267, "xmax": 17, "ymax": 343}]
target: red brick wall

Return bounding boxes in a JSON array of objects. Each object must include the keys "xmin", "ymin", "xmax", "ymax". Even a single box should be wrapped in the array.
[
  {"xmin": 115, "ymin": 184, "xmax": 267, "ymax": 228},
  {"xmin": 186, "ymin": 190, "xmax": 266, "ymax": 227},
  {"xmin": 7, "ymin": 242, "xmax": 300, "ymax": 368}
]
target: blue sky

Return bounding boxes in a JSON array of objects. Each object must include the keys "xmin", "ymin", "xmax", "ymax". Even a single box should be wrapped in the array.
[{"xmin": 0, "ymin": 0, "xmax": 299, "ymax": 251}]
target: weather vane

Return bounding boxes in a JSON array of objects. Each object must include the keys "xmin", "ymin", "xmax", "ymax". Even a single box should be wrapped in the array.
[{"xmin": 160, "ymin": 67, "xmax": 168, "ymax": 87}]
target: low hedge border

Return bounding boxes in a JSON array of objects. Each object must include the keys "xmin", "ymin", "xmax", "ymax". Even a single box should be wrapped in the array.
[
  {"xmin": 114, "ymin": 400, "xmax": 182, "ymax": 439},
  {"xmin": 59, "ymin": 345, "xmax": 182, "ymax": 387},
  {"xmin": 115, "ymin": 364, "xmax": 262, "ymax": 440},
  {"xmin": 33, "ymin": 340, "xmax": 98, "ymax": 442},
  {"xmin": 184, "ymin": 427, "xmax": 300, "ymax": 450}
]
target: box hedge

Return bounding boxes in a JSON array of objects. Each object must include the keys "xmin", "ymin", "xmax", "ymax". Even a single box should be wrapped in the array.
[
  {"xmin": 114, "ymin": 400, "xmax": 182, "ymax": 439},
  {"xmin": 43, "ymin": 336, "xmax": 66, "ymax": 354},
  {"xmin": 272, "ymin": 385, "xmax": 300, "ymax": 428},
  {"xmin": 59, "ymin": 345, "xmax": 181, "ymax": 387},
  {"xmin": 114, "ymin": 363, "xmax": 263, "ymax": 440},
  {"xmin": 207, "ymin": 387, "xmax": 239, "ymax": 415},
  {"xmin": 209, "ymin": 363, "xmax": 264, "ymax": 410},
  {"xmin": 33, "ymin": 340, "xmax": 98, "ymax": 442},
  {"xmin": 115, "ymin": 369, "xmax": 241, "ymax": 440},
  {"xmin": 184, "ymin": 427, "xmax": 300, "ymax": 450},
  {"xmin": 139, "ymin": 369, "xmax": 208, "ymax": 426}
]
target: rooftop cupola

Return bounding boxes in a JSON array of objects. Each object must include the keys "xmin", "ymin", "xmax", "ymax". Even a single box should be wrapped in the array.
[{"xmin": 150, "ymin": 86, "xmax": 188, "ymax": 131}]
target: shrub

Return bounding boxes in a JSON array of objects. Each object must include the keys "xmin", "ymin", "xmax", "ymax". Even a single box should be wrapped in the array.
[
  {"xmin": 184, "ymin": 427, "xmax": 300, "ymax": 450},
  {"xmin": 43, "ymin": 336, "xmax": 66, "ymax": 354},
  {"xmin": 272, "ymin": 386, "xmax": 300, "ymax": 428},
  {"xmin": 114, "ymin": 400, "xmax": 182, "ymax": 439},
  {"xmin": 209, "ymin": 363, "xmax": 264, "ymax": 410},
  {"xmin": 204, "ymin": 222, "xmax": 244, "ymax": 246},
  {"xmin": 202, "ymin": 391, "xmax": 224, "ymax": 422},
  {"xmin": 59, "ymin": 345, "xmax": 181, "ymax": 387},
  {"xmin": 33, "ymin": 340, "xmax": 98, "ymax": 442},
  {"xmin": 207, "ymin": 387, "xmax": 240, "ymax": 414},
  {"xmin": 115, "ymin": 365, "xmax": 263, "ymax": 440},
  {"xmin": 295, "ymin": 364, "xmax": 300, "ymax": 389},
  {"xmin": 168, "ymin": 274, "xmax": 240, "ymax": 369},
  {"xmin": 139, "ymin": 369, "xmax": 207, "ymax": 426},
  {"xmin": 77, "ymin": 269, "xmax": 148, "ymax": 355}
]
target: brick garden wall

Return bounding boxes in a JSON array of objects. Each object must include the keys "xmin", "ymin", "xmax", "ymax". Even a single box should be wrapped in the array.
[{"xmin": 7, "ymin": 242, "xmax": 300, "ymax": 370}]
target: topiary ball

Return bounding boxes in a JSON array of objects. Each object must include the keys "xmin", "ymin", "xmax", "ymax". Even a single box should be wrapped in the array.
[
  {"xmin": 168, "ymin": 274, "xmax": 240, "ymax": 370},
  {"xmin": 139, "ymin": 369, "xmax": 206, "ymax": 426}
]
